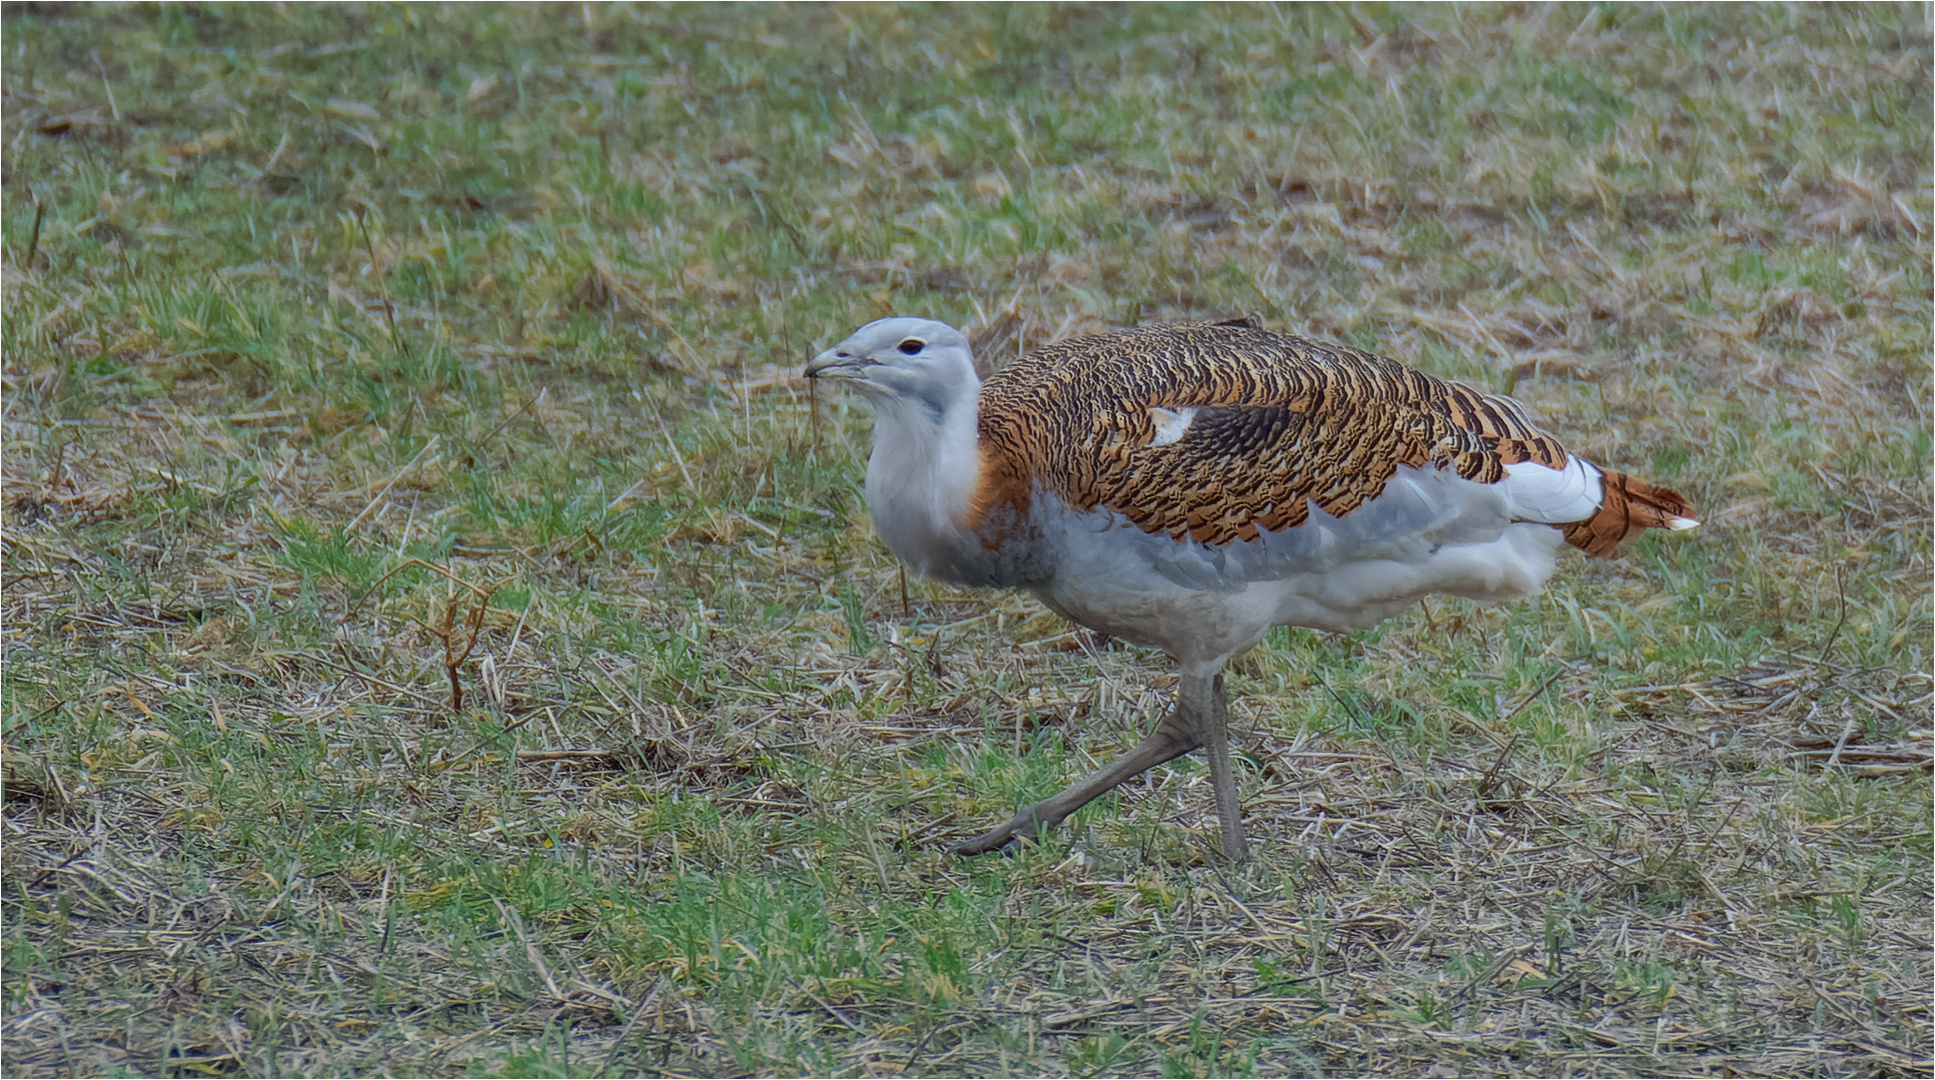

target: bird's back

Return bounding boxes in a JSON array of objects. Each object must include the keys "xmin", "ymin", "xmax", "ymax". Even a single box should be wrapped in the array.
[{"xmin": 972, "ymin": 320, "xmax": 1688, "ymax": 552}]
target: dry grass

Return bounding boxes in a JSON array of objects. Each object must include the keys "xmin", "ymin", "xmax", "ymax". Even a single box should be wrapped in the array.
[{"xmin": 2, "ymin": 4, "xmax": 1930, "ymax": 1077}]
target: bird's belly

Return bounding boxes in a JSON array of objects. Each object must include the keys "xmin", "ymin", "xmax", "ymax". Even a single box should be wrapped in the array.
[
  {"xmin": 1032, "ymin": 488, "xmax": 1569, "ymax": 665},
  {"xmin": 1034, "ymin": 572, "xmax": 1274, "ymax": 663}
]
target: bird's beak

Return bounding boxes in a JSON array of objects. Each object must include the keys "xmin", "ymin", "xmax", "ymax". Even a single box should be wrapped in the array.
[{"xmin": 803, "ymin": 347, "xmax": 872, "ymax": 381}]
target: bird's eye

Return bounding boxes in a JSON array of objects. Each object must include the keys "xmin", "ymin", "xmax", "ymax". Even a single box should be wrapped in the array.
[{"xmin": 897, "ymin": 339, "xmax": 925, "ymax": 355}]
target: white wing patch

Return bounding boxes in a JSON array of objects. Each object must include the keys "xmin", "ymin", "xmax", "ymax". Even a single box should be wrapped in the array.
[
  {"xmin": 1147, "ymin": 406, "xmax": 1200, "ymax": 447},
  {"xmin": 1500, "ymin": 456, "xmax": 1604, "ymax": 523}
]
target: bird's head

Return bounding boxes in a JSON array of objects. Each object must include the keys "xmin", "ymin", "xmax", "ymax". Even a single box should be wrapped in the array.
[{"xmin": 804, "ymin": 317, "xmax": 979, "ymax": 418}]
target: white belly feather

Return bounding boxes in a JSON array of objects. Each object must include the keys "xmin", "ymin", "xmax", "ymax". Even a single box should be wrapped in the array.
[{"xmin": 1032, "ymin": 463, "xmax": 1571, "ymax": 666}]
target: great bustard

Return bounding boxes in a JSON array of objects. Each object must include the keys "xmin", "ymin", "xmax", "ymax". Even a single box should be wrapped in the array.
[{"xmin": 805, "ymin": 316, "xmax": 1696, "ymax": 860}]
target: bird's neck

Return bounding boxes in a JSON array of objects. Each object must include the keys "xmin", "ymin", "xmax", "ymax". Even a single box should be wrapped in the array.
[{"xmin": 865, "ymin": 390, "xmax": 1009, "ymax": 588}]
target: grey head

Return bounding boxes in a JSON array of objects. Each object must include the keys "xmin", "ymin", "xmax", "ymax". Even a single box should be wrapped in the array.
[{"xmin": 803, "ymin": 317, "xmax": 979, "ymax": 421}]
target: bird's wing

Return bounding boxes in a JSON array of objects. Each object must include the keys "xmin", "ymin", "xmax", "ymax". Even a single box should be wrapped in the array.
[{"xmin": 975, "ymin": 322, "xmax": 1693, "ymax": 568}]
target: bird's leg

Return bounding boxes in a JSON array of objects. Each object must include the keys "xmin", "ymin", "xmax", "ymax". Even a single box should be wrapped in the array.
[
  {"xmin": 949, "ymin": 668, "xmax": 1252, "ymax": 859},
  {"xmin": 947, "ymin": 688, "xmax": 1205, "ymax": 857},
  {"xmin": 1199, "ymin": 672, "xmax": 1251, "ymax": 862}
]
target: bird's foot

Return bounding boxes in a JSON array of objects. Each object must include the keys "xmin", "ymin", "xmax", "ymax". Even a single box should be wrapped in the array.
[
  {"xmin": 946, "ymin": 806, "xmax": 1064, "ymax": 858},
  {"xmin": 1216, "ymin": 828, "xmax": 1252, "ymax": 864}
]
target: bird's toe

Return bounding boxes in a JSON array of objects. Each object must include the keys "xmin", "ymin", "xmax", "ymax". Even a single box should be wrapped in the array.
[{"xmin": 947, "ymin": 808, "xmax": 1058, "ymax": 858}]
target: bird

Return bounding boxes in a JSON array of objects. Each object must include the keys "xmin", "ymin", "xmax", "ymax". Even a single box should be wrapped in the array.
[{"xmin": 804, "ymin": 315, "xmax": 1696, "ymax": 861}]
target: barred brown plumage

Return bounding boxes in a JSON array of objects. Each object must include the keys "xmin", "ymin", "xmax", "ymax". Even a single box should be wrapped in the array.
[
  {"xmin": 806, "ymin": 315, "xmax": 1697, "ymax": 861},
  {"xmin": 973, "ymin": 319, "xmax": 1581, "ymax": 546}
]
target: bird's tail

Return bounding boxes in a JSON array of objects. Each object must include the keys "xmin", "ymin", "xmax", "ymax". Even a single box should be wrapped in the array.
[{"xmin": 1561, "ymin": 469, "xmax": 1698, "ymax": 558}]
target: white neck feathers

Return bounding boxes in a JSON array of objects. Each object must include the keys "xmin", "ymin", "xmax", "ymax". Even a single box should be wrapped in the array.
[{"xmin": 864, "ymin": 389, "xmax": 991, "ymax": 586}]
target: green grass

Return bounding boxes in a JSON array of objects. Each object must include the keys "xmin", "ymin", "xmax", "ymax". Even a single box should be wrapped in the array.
[{"xmin": 4, "ymin": 4, "xmax": 1931, "ymax": 1076}]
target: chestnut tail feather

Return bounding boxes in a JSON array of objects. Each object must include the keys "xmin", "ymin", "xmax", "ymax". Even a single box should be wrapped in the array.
[{"xmin": 1562, "ymin": 470, "xmax": 1696, "ymax": 558}]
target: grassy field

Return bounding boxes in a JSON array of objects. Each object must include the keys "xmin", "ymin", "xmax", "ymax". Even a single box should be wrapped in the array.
[{"xmin": 2, "ymin": 4, "xmax": 1930, "ymax": 1076}]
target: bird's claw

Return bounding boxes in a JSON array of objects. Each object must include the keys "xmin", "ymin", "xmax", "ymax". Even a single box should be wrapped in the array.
[{"xmin": 946, "ymin": 808, "xmax": 1057, "ymax": 858}]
